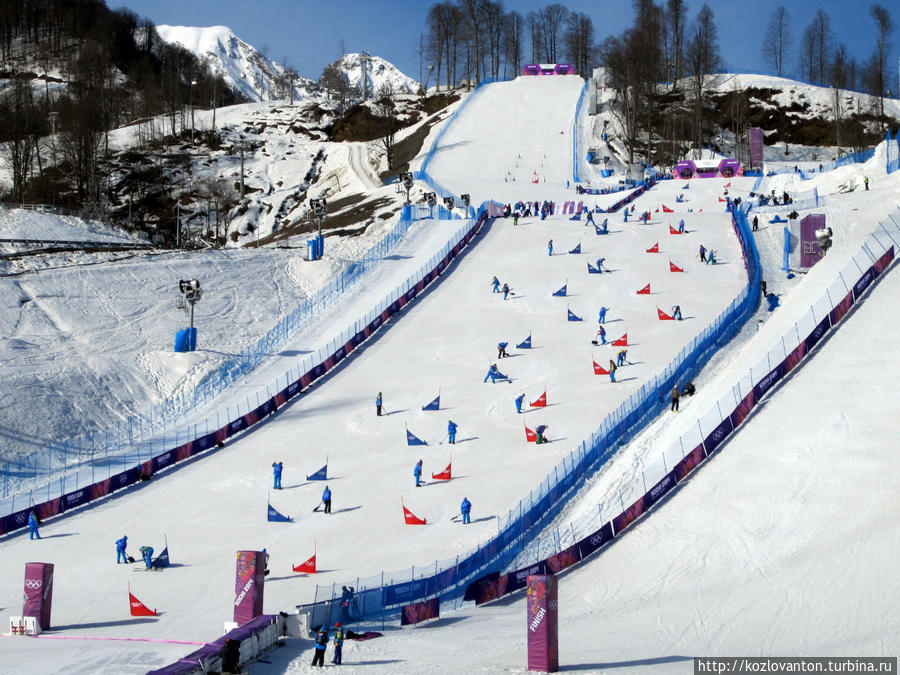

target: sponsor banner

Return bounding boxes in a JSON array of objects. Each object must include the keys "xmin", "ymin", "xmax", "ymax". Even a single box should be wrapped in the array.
[
  {"xmin": 140, "ymin": 459, "xmax": 153, "ymax": 480},
  {"xmin": 829, "ymin": 291, "xmax": 853, "ymax": 326},
  {"xmin": 0, "ymin": 507, "xmax": 32, "ymax": 536},
  {"xmin": 853, "ymin": 268, "xmax": 875, "ymax": 300},
  {"xmin": 229, "ymin": 417, "xmax": 246, "ymax": 436},
  {"xmin": 873, "ymin": 246, "xmax": 894, "ymax": 275},
  {"xmin": 702, "ymin": 416, "xmax": 734, "ymax": 456},
  {"xmin": 782, "ymin": 341, "xmax": 807, "ymax": 377},
  {"xmin": 192, "ymin": 432, "xmax": 217, "ymax": 456},
  {"xmin": 242, "ymin": 408, "xmax": 260, "ymax": 429},
  {"xmin": 675, "ymin": 444, "xmax": 706, "ymax": 482},
  {"xmin": 383, "ymin": 578, "xmax": 427, "ymax": 607},
  {"xmin": 612, "ymin": 495, "xmax": 647, "ymax": 535},
  {"xmin": 233, "ymin": 550, "xmax": 265, "ymax": 625},
  {"xmin": 509, "ymin": 561, "xmax": 548, "ymax": 596},
  {"xmin": 730, "ymin": 391, "xmax": 757, "ymax": 429},
  {"xmin": 24, "ymin": 562, "xmax": 54, "ymax": 630},
  {"xmin": 546, "ymin": 543, "xmax": 581, "ymax": 574},
  {"xmin": 36, "ymin": 497, "xmax": 62, "ymax": 521},
  {"xmin": 110, "ymin": 466, "xmax": 140, "ymax": 493},
  {"xmin": 175, "ymin": 442, "xmax": 192, "ymax": 462},
  {"xmin": 61, "ymin": 487, "xmax": 90, "ymax": 512},
  {"xmin": 468, "ymin": 573, "xmax": 508, "ymax": 605},
  {"xmin": 643, "ymin": 469, "xmax": 678, "ymax": 511},
  {"xmin": 153, "ymin": 450, "xmax": 175, "ymax": 473},
  {"xmin": 401, "ymin": 597, "xmax": 439, "ymax": 626},
  {"xmin": 752, "ymin": 361, "xmax": 786, "ymax": 402},
  {"xmin": 577, "ymin": 522, "xmax": 614, "ymax": 561},
  {"xmin": 90, "ymin": 478, "xmax": 112, "ymax": 501},
  {"xmin": 526, "ymin": 575, "xmax": 559, "ymax": 672},
  {"xmin": 803, "ymin": 316, "xmax": 831, "ymax": 354}
]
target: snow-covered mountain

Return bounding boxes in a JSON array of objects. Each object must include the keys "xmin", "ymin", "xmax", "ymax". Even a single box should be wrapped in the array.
[
  {"xmin": 322, "ymin": 52, "xmax": 420, "ymax": 97},
  {"xmin": 156, "ymin": 25, "xmax": 317, "ymax": 103}
]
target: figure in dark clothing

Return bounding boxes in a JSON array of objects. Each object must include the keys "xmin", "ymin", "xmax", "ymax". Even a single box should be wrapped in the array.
[
  {"xmin": 376, "ymin": 392, "xmax": 383, "ymax": 416},
  {"xmin": 311, "ymin": 626, "xmax": 329, "ymax": 667},
  {"xmin": 671, "ymin": 385, "xmax": 680, "ymax": 411},
  {"xmin": 322, "ymin": 486, "xmax": 332, "ymax": 514},
  {"xmin": 221, "ymin": 638, "xmax": 241, "ymax": 674}
]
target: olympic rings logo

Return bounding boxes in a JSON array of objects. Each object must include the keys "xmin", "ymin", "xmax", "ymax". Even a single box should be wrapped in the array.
[{"xmin": 25, "ymin": 579, "xmax": 42, "ymax": 589}]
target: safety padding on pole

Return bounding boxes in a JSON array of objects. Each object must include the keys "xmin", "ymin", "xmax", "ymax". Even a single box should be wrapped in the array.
[
  {"xmin": 526, "ymin": 574, "xmax": 559, "ymax": 672},
  {"xmin": 234, "ymin": 550, "xmax": 266, "ymax": 626}
]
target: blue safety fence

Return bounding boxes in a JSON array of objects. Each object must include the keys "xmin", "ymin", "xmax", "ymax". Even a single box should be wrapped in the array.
[
  {"xmin": 304, "ymin": 203, "xmax": 762, "ymax": 626},
  {"xmin": 572, "ymin": 80, "xmax": 588, "ymax": 184},
  {"xmin": 887, "ymin": 130, "xmax": 900, "ymax": 174}
]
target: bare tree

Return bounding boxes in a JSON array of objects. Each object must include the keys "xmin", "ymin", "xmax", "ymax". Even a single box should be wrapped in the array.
[
  {"xmin": 320, "ymin": 62, "xmax": 358, "ymax": 113},
  {"xmin": 374, "ymin": 82, "xmax": 399, "ymax": 171},
  {"xmin": 866, "ymin": 3, "xmax": 894, "ymax": 129},
  {"xmin": 563, "ymin": 12, "xmax": 595, "ymax": 77},
  {"xmin": 666, "ymin": 0, "xmax": 687, "ymax": 89},
  {"xmin": 763, "ymin": 6, "xmax": 789, "ymax": 77},
  {"xmin": 798, "ymin": 22, "xmax": 816, "ymax": 83},
  {"xmin": 538, "ymin": 4, "xmax": 569, "ymax": 63},
  {"xmin": 799, "ymin": 10, "xmax": 833, "ymax": 85},
  {"xmin": 0, "ymin": 78, "xmax": 38, "ymax": 203},
  {"xmin": 502, "ymin": 11, "xmax": 524, "ymax": 79},
  {"xmin": 830, "ymin": 43, "xmax": 849, "ymax": 149},
  {"xmin": 685, "ymin": 4, "xmax": 721, "ymax": 148}
]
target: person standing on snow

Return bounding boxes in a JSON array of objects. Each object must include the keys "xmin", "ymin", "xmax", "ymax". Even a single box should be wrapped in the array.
[
  {"xmin": 671, "ymin": 385, "xmax": 680, "ymax": 411},
  {"xmin": 671, "ymin": 305, "xmax": 683, "ymax": 320},
  {"xmin": 116, "ymin": 535, "xmax": 129, "ymax": 563},
  {"xmin": 140, "ymin": 545, "xmax": 154, "ymax": 569},
  {"xmin": 502, "ymin": 283, "xmax": 510, "ymax": 300},
  {"xmin": 27, "ymin": 510, "xmax": 40, "ymax": 540},
  {"xmin": 678, "ymin": 219, "xmax": 685, "ymax": 233},
  {"xmin": 447, "ymin": 420, "xmax": 458, "ymax": 444},
  {"xmin": 272, "ymin": 461, "xmax": 283, "ymax": 489},
  {"xmin": 617, "ymin": 349, "xmax": 627, "ymax": 366},
  {"xmin": 332, "ymin": 623, "xmax": 345, "ymax": 665},
  {"xmin": 375, "ymin": 392, "xmax": 383, "ymax": 416},
  {"xmin": 596, "ymin": 325, "xmax": 607, "ymax": 345},
  {"xmin": 547, "ymin": 239, "xmax": 553, "ymax": 256},
  {"xmin": 515, "ymin": 393, "xmax": 525, "ymax": 414},
  {"xmin": 699, "ymin": 245, "xmax": 707, "ymax": 263},
  {"xmin": 460, "ymin": 497, "xmax": 472, "ymax": 524},
  {"xmin": 414, "ymin": 459, "xmax": 423, "ymax": 487},
  {"xmin": 311, "ymin": 625, "xmax": 329, "ymax": 667},
  {"xmin": 596, "ymin": 257, "xmax": 606, "ymax": 272},
  {"xmin": 598, "ymin": 306, "xmax": 608, "ymax": 324},
  {"xmin": 608, "ymin": 360, "xmax": 617, "ymax": 383},
  {"xmin": 586, "ymin": 210, "xmax": 595, "ymax": 225},
  {"xmin": 322, "ymin": 486, "xmax": 332, "ymax": 514},
  {"xmin": 497, "ymin": 341, "xmax": 509, "ymax": 358},
  {"xmin": 491, "ymin": 276, "xmax": 500, "ymax": 293}
]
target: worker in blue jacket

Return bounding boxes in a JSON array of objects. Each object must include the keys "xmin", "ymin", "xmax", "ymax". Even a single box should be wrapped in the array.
[
  {"xmin": 460, "ymin": 497, "xmax": 472, "ymax": 524},
  {"xmin": 322, "ymin": 486, "xmax": 332, "ymax": 514},
  {"xmin": 116, "ymin": 535, "xmax": 129, "ymax": 563},
  {"xmin": 414, "ymin": 459, "xmax": 423, "ymax": 487},
  {"xmin": 140, "ymin": 545, "xmax": 154, "ymax": 569},
  {"xmin": 27, "ymin": 511, "xmax": 40, "ymax": 540},
  {"xmin": 515, "ymin": 393, "xmax": 525, "ymax": 414},
  {"xmin": 272, "ymin": 461, "xmax": 283, "ymax": 489},
  {"xmin": 447, "ymin": 420, "xmax": 458, "ymax": 444}
]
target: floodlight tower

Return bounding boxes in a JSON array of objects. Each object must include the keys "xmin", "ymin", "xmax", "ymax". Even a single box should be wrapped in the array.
[
  {"xmin": 425, "ymin": 192, "xmax": 437, "ymax": 217},
  {"xmin": 460, "ymin": 193, "xmax": 471, "ymax": 218},
  {"xmin": 178, "ymin": 279, "xmax": 203, "ymax": 330},
  {"xmin": 400, "ymin": 172, "xmax": 414, "ymax": 205},
  {"xmin": 309, "ymin": 198, "xmax": 327, "ymax": 258}
]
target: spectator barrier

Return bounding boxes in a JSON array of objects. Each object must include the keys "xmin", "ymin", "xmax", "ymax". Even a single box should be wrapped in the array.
[
  {"xmin": 572, "ymin": 80, "xmax": 589, "ymax": 184},
  {"xmin": 466, "ymin": 210, "xmax": 900, "ymax": 602},
  {"xmin": 887, "ymin": 130, "xmax": 899, "ymax": 174},
  {"xmin": 302, "ymin": 200, "xmax": 761, "ymax": 626},
  {"xmin": 0, "ymin": 205, "xmax": 494, "ymax": 529}
]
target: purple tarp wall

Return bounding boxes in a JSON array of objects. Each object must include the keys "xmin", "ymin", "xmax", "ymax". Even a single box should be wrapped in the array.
[
  {"xmin": 672, "ymin": 158, "xmax": 742, "ymax": 179},
  {"xmin": 800, "ymin": 214, "xmax": 826, "ymax": 268},
  {"xmin": 24, "ymin": 562, "xmax": 54, "ymax": 630},
  {"xmin": 527, "ymin": 574, "xmax": 559, "ymax": 672},
  {"xmin": 749, "ymin": 127, "xmax": 764, "ymax": 170},
  {"xmin": 234, "ymin": 550, "xmax": 265, "ymax": 626}
]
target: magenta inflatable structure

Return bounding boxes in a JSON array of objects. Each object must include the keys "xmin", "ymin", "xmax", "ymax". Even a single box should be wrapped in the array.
[
  {"xmin": 521, "ymin": 63, "xmax": 574, "ymax": 76},
  {"xmin": 672, "ymin": 158, "xmax": 743, "ymax": 179}
]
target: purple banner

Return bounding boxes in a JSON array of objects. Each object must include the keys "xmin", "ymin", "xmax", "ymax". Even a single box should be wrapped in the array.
[
  {"xmin": 546, "ymin": 543, "xmax": 581, "ymax": 574},
  {"xmin": 674, "ymin": 445, "xmax": 705, "ymax": 483},
  {"xmin": 234, "ymin": 550, "xmax": 266, "ymax": 625},
  {"xmin": 829, "ymin": 291, "xmax": 854, "ymax": 326},
  {"xmin": 752, "ymin": 361, "xmax": 786, "ymax": 402},
  {"xmin": 612, "ymin": 495, "xmax": 647, "ymax": 535},
  {"xmin": 401, "ymin": 597, "xmax": 440, "ymax": 625},
  {"xmin": 852, "ymin": 268, "xmax": 875, "ymax": 301},
  {"xmin": 23, "ymin": 562, "xmax": 53, "ymax": 630},
  {"xmin": 873, "ymin": 246, "xmax": 895, "ymax": 275},
  {"xmin": 643, "ymin": 469, "xmax": 678, "ymax": 510},
  {"xmin": 61, "ymin": 487, "xmax": 91, "ymax": 512},
  {"xmin": 749, "ymin": 127, "xmax": 763, "ymax": 169},
  {"xmin": 153, "ymin": 450, "xmax": 175, "ymax": 473},
  {"xmin": 803, "ymin": 316, "xmax": 831, "ymax": 354},
  {"xmin": 702, "ymin": 416, "xmax": 734, "ymax": 456},
  {"xmin": 729, "ymin": 391, "xmax": 757, "ymax": 430},
  {"xmin": 576, "ymin": 522, "xmax": 614, "ymax": 561},
  {"xmin": 527, "ymin": 575, "xmax": 559, "ymax": 672}
]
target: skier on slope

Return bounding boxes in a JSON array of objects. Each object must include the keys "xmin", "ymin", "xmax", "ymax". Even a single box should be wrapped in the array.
[
  {"xmin": 414, "ymin": 459, "xmax": 423, "ymax": 487},
  {"xmin": 272, "ymin": 461, "xmax": 283, "ymax": 489},
  {"xmin": 460, "ymin": 497, "xmax": 472, "ymax": 524},
  {"xmin": 447, "ymin": 420, "xmax": 458, "ymax": 444}
]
